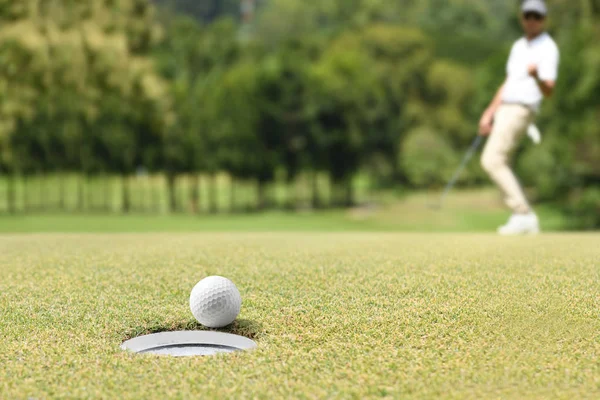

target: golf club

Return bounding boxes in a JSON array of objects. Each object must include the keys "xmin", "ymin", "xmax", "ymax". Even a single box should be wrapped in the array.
[{"xmin": 430, "ymin": 135, "xmax": 484, "ymax": 210}]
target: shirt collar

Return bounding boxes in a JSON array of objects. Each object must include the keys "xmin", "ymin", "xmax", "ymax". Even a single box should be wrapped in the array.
[{"xmin": 526, "ymin": 32, "xmax": 547, "ymax": 44}]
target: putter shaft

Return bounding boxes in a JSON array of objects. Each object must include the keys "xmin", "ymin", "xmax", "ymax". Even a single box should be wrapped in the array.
[{"xmin": 438, "ymin": 135, "xmax": 484, "ymax": 207}]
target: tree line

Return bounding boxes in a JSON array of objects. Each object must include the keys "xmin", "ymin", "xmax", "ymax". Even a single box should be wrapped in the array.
[{"xmin": 0, "ymin": 0, "xmax": 598, "ymax": 227}]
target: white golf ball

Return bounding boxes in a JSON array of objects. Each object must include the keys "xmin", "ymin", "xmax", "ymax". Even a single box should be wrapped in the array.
[{"xmin": 190, "ymin": 276, "xmax": 241, "ymax": 328}]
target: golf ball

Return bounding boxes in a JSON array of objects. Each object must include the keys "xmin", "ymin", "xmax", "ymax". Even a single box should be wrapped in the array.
[{"xmin": 190, "ymin": 276, "xmax": 241, "ymax": 328}]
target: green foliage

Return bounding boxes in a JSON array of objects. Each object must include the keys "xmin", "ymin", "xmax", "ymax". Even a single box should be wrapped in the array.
[
  {"xmin": 517, "ymin": 139, "xmax": 564, "ymax": 202},
  {"xmin": 400, "ymin": 127, "xmax": 458, "ymax": 187},
  {"xmin": 0, "ymin": 0, "xmax": 170, "ymax": 176},
  {"xmin": 155, "ymin": 16, "xmax": 240, "ymax": 175},
  {"xmin": 252, "ymin": 0, "xmax": 410, "ymax": 43},
  {"xmin": 151, "ymin": 0, "xmax": 240, "ymax": 23},
  {"xmin": 568, "ymin": 187, "xmax": 600, "ymax": 230},
  {"xmin": 426, "ymin": 59, "xmax": 476, "ymax": 140}
]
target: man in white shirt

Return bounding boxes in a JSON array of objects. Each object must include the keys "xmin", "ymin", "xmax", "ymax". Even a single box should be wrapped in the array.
[{"xmin": 479, "ymin": 0, "xmax": 559, "ymax": 235}]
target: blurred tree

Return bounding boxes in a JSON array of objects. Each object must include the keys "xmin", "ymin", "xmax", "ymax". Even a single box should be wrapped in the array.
[
  {"xmin": 151, "ymin": 0, "xmax": 241, "ymax": 23},
  {"xmin": 0, "ymin": 0, "xmax": 171, "ymax": 213},
  {"xmin": 400, "ymin": 126, "xmax": 458, "ymax": 187},
  {"xmin": 250, "ymin": 40, "xmax": 315, "ymax": 209},
  {"xmin": 207, "ymin": 54, "xmax": 288, "ymax": 210},
  {"xmin": 155, "ymin": 16, "xmax": 240, "ymax": 213},
  {"xmin": 252, "ymin": 0, "xmax": 413, "ymax": 44}
]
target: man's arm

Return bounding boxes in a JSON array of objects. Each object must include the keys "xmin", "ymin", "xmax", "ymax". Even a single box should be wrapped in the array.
[{"xmin": 479, "ymin": 81, "xmax": 506, "ymax": 136}]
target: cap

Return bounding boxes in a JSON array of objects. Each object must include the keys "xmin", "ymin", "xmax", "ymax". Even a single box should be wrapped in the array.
[{"xmin": 521, "ymin": 0, "xmax": 548, "ymax": 16}]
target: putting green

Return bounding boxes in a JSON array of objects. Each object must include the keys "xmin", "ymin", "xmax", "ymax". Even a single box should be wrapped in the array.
[{"xmin": 1, "ymin": 233, "xmax": 599, "ymax": 398}]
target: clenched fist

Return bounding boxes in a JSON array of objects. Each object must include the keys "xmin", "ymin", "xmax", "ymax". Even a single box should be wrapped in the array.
[{"xmin": 528, "ymin": 64, "xmax": 539, "ymax": 79}]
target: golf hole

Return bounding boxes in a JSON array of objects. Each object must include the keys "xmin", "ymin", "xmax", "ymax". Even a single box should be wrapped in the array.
[{"xmin": 121, "ymin": 331, "xmax": 257, "ymax": 357}]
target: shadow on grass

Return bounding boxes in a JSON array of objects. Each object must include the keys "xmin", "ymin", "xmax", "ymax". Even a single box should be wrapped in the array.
[{"xmin": 123, "ymin": 319, "xmax": 263, "ymax": 341}]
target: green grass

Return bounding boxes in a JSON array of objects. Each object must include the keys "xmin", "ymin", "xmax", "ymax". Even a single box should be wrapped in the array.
[
  {"xmin": 1, "ymin": 233, "xmax": 599, "ymax": 398},
  {"xmin": 0, "ymin": 189, "xmax": 569, "ymax": 233}
]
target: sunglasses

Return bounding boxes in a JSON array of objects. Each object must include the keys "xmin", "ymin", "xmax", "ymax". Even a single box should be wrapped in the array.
[{"xmin": 523, "ymin": 12, "xmax": 545, "ymax": 21}]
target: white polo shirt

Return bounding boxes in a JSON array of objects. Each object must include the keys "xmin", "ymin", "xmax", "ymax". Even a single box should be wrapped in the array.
[{"xmin": 502, "ymin": 32, "xmax": 559, "ymax": 112}]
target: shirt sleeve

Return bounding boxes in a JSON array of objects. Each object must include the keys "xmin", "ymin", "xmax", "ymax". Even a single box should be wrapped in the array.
[
  {"xmin": 538, "ymin": 43, "xmax": 559, "ymax": 81},
  {"xmin": 506, "ymin": 42, "xmax": 518, "ymax": 76}
]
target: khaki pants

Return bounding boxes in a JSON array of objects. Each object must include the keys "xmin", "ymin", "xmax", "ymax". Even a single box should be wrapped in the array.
[{"xmin": 481, "ymin": 104, "xmax": 534, "ymax": 214}]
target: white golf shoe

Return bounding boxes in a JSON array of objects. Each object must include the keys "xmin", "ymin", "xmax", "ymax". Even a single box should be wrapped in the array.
[{"xmin": 498, "ymin": 213, "xmax": 540, "ymax": 236}]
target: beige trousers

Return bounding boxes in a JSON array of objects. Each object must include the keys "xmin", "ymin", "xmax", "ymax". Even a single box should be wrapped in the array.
[{"xmin": 481, "ymin": 104, "xmax": 534, "ymax": 214}]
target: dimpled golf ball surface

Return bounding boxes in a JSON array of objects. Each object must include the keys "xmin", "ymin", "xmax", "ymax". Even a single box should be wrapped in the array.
[{"xmin": 190, "ymin": 276, "xmax": 241, "ymax": 328}]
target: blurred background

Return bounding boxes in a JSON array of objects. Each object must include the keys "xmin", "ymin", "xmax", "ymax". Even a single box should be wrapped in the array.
[{"xmin": 0, "ymin": 0, "xmax": 598, "ymax": 230}]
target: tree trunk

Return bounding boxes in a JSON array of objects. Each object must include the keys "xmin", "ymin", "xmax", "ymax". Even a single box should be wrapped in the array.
[
  {"xmin": 59, "ymin": 173, "xmax": 66, "ymax": 211},
  {"xmin": 7, "ymin": 173, "xmax": 16, "ymax": 214},
  {"xmin": 257, "ymin": 180, "xmax": 266, "ymax": 211},
  {"xmin": 283, "ymin": 180, "xmax": 293, "ymax": 211},
  {"xmin": 77, "ymin": 174, "xmax": 85, "ymax": 212},
  {"xmin": 122, "ymin": 174, "xmax": 130, "ymax": 213},
  {"xmin": 332, "ymin": 181, "xmax": 341, "ymax": 208},
  {"xmin": 38, "ymin": 172, "xmax": 44, "ymax": 212},
  {"xmin": 152, "ymin": 175, "xmax": 161, "ymax": 213},
  {"xmin": 331, "ymin": 179, "xmax": 339, "ymax": 209},
  {"xmin": 167, "ymin": 173, "xmax": 177, "ymax": 213},
  {"xmin": 345, "ymin": 179, "xmax": 355, "ymax": 208},
  {"xmin": 87, "ymin": 176, "xmax": 94, "ymax": 211},
  {"xmin": 190, "ymin": 174, "xmax": 200, "ymax": 214},
  {"xmin": 144, "ymin": 176, "xmax": 151, "ymax": 213},
  {"xmin": 104, "ymin": 175, "xmax": 112, "ymax": 212},
  {"xmin": 229, "ymin": 178, "xmax": 236, "ymax": 214},
  {"xmin": 209, "ymin": 174, "xmax": 218, "ymax": 214},
  {"xmin": 311, "ymin": 171, "xmax": 320, "ymax": 210},
  {"xmin": 23, "ymin": 175, "xmax": 29, "ymax": 212}
]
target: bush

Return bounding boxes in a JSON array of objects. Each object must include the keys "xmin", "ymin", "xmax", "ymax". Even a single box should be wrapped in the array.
[
  {"xmin": 517, "ymin": 141, "xmax": 562, "ymax": 202},
  {"xmin": 400, "ymin": 127, "xmax": 458, "ymax": 188},
  {"xmin": 568, "ymin": 187, "xmax": 600, "ymax": 230}
]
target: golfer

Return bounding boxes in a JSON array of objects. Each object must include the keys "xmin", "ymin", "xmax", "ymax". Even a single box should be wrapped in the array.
[{"xmin": 479, "ymin": 0, "xmax": 559, "ymax": 235}]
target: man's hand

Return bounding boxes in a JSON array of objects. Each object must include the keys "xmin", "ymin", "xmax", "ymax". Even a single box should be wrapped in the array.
[
  {"xmin": 528, "ymin": 64, "xmax": 539, "ymax": 79},
  {"xmin": 479, "ymin": 80, "xmax": 505, "ymax": 136},
  {"xmin": 479, "ymin": 111, "xmax": 494, "ymax": 136},
  {"xmin": 528, "ymin": 63, "xmax": 555, "ymax": 97}
]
